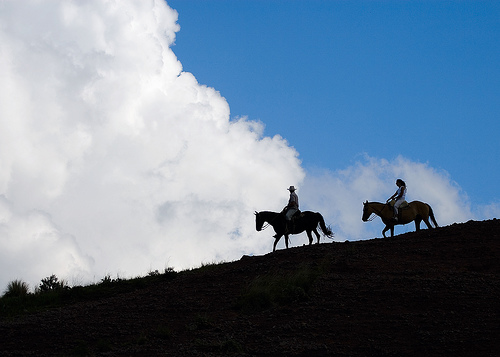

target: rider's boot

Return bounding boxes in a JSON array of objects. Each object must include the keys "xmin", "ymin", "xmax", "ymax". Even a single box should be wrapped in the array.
[{"xmin": 283, "ymin": 221, "xmax": 291, "ymax": 235}]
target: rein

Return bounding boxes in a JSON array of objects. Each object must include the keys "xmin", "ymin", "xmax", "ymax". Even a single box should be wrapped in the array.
[
  {"xmin": 366, "ymin": 213, "xmax": 377, "ymax": 221},
  {"xmin": 258, "ymin": 212, "xmax": 281, "ymax": 231},
  {"xmin": 261, "ymin": 222, "xmax": 271, "ymax": 230},
  {"xmin": 366, "ymin": 203, "xmax": 389, "ymax": 221}
]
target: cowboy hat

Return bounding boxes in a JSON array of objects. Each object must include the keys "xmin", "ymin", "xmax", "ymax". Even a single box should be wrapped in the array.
[{"xmin": 287, "ymin": 186, "xmax": 296, "ymax": 191}]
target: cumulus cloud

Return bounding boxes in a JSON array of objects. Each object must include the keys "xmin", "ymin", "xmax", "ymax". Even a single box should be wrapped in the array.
[
  {"xmin": 0, "ymin": 0, "xmax": 304, "ymax": 290},
  {"xmin": 0, "ymin": 195, "xmax": 93, "ymax": 288},
  {"xmin": 0, "ymin": 1, "xmax": 492, "ymax": 292}
]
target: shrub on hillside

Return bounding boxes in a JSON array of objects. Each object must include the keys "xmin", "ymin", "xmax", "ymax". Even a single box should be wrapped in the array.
[
  {"xmin": 36, "ymin": 275, "xmax": 69, "ymax": 293},
  {"xmin": 2, "ymin": 279, "xmax": 30, "ymax": 298}
]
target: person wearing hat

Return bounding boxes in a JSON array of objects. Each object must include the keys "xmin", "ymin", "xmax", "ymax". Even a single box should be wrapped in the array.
[
  {"xmin": 285, "ymin": 185, "xmax": 299, "ymax": 222},
  {"xmin": 272, "ymin": 186, "xmax": 300, "ymax": 238}
]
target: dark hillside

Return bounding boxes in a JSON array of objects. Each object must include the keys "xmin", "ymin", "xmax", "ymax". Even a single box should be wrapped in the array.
[{"xmin": 0, "ymin": 219, "xmax": 499, "ymax": 356}]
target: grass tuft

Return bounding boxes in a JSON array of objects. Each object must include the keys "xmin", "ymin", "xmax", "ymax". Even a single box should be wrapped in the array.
[
  {"xmin": 236, "ymin": 264, "xmax": 322, "ymax": 312},
  {"xmin": 2, "ymin": 280, "xmax": 30, "ymax": 298}
]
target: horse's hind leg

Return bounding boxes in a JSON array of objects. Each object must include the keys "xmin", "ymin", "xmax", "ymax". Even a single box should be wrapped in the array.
[
  {"xmin": 422, "ymin": 217, "xmax": 433, "ymax": 229},
  {"xmin": 306, "ymin": 230, "xmax": 313, "ymax": 245},
  {"xmin": 313, "ymin": 228, "xmax": 320, "ymax": 244},
  {"xmin": 415, "ymin": 217, "xmax": 422, "ymax": 232}
]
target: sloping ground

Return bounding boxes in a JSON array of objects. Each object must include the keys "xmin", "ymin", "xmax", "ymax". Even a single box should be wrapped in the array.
[{"xmin": 0, "ymin": 219, "xmax": 499, "ymax": 356}]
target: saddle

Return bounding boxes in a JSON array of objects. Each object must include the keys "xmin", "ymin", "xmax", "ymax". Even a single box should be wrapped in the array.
[
  {"xmin": 388, "ymin": 200, "xmax": 409, "ymax": 221},
  {"xmin": 283, "ymin": 208, "xmax": 301, "ymax": 234},
  {"xmin": 281, "ymin": 206, "xmax": 301, "ymax": 217},
  {"xmin": 388, "ymin": 199, "xmax": 409, "ymax": 209}
]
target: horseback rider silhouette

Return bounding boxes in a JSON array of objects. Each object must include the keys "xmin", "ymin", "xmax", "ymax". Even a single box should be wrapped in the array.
[
  {"xmin": 286, "ymin": 186, "xmax": 299, "ymax": 217},
  {"xmin": 284, "ymin": 185, "xmax": 299, "ymax": 234},
  {"xmin": 272, "ymin": 185, "xmax": 300, "ymax": 238},
  {"xmin": 387, "ymin": 179, "xmax": 407, "ymax": 221}
]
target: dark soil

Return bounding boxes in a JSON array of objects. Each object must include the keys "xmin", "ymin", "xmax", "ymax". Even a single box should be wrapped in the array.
[{"xmin": 0, "ymin": 219, "xmax": 499, "ymax": 356}]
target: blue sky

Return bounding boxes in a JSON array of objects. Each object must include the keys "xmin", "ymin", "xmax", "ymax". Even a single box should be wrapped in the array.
[
  {"xmin": 0, "ymin": 1, "xmax": 499, "ymax": 290},
  {"xmin": 169, "ymin": 0, "xmax": 500, "ymax": 206}
]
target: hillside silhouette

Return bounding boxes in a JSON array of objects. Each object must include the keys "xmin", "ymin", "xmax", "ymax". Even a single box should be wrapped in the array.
[{"xmin": 0, "ymin": 219, "xmax": 499, "ymax": 356}]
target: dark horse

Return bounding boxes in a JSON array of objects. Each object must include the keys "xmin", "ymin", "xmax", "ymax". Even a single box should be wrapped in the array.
[
  {"xmin": 362, "ymin": 200, "xmax": 439, "ymax": 238},
  {"xmin": 255, "ymin": 210, "xmax": 333, "ymax": 252}
]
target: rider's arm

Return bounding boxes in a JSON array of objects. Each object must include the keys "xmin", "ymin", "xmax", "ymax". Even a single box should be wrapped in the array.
[{"xmin": 396, "ymin": 187, "xmax": 405, "ymax": 200}]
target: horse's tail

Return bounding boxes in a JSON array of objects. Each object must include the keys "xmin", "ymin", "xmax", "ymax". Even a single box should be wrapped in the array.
[
  {"xmin": 427, "ymin": 204, "xmax": 439, "ymax": 228},
  {"xmin": 317, "ymin": 213, "xmax": 334, "ymax": 238}
]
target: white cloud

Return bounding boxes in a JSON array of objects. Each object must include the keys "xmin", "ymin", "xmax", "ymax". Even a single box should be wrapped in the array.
[
  {"xmin": 475, "ymin": 201, "xmax": 500, "ymax": 221},
  {"xmin": 0, "ymin": 0, "xmax": 304, "ymax": 290},
  {"xmin": 0, "ymin": 195, "xmax": 93, "ymax": 290}
]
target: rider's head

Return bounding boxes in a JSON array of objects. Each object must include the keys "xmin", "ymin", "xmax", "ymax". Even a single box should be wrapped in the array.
[
  {"xmin": 288, "ymin": 186, "xmax": 296, "ymax": 192},
  {"xmin": 396, "ymin": 179, "xmax": 406, "ymax": 187}
]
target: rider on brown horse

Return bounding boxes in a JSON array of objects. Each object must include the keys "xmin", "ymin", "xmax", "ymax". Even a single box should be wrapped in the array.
[{"xmin": 387, "ymin": 179, "xmax": 407, "ymax": 221}]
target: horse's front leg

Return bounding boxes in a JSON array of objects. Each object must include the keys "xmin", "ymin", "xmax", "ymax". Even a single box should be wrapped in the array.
[
  {"xmin": 273, "ymin": 235, "xmax": 282, "ymax": 252},
  {"xmin": 284, "ymin": 234, "xmax": 290, "ymax": 249},
  {"xmin": 382, "ymin": 225, "xmax": 390, "ymax": 238}
]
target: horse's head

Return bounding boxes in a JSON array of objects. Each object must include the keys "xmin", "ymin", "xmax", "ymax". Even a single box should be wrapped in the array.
[
  {"xmin": 362, "ymin": 201, "xmax": 371, "ymax": 221},
  {"xmin": 255, "ymin": 211, "xmax": 264, "ymax": 231}
]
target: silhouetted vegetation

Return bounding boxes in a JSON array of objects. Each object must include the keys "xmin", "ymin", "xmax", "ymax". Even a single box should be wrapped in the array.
[
  {"xmin": 36, "ymin": 274, "xmax": 69, "ymax": 293},
  {"xmin": 0, "ymin": 267, "xmax": 178, "ymax": 319},
  {"xmin": 2, "ymin": 280, "xmax": 30, "ymax": 298}
]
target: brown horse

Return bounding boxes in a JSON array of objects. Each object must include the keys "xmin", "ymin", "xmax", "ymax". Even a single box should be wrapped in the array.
[
  {"xmin": 362, "ymin": 200, "xmax": 438, "ymax": 238},
  {"xmin": 255, "ymin": 210, "xmax": 333, "ymax": 252}
]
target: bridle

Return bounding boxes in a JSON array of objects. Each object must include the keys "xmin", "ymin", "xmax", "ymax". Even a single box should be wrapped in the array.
[
  {"xmin": 364, "ymin": 202, "xmax": 388, "ymax": 221},
  {"xmin": 256, "ymin": 211, "xmax": 280, "ymax": 231}
]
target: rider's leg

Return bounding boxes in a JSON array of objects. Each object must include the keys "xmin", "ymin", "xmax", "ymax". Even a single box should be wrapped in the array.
[
  {"xmin": 285, "ymin": 208, "xmax": 297, "ymax": 233},
  {"xmin": 285, "ymin": 208, "xmax": 296, "ymax": 221},
  {"xmin": 394, "ymin": 199, "xmax": 403, "ymax": 221}
]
